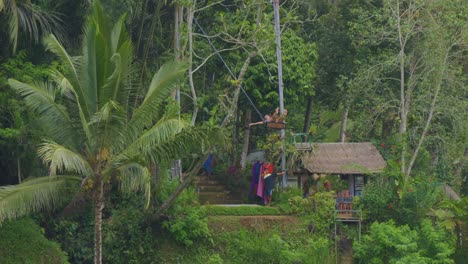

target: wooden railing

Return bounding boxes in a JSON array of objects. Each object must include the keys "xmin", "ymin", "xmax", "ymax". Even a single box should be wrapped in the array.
[{"xmin": 335, "ymin": 190, "xmax": 357, "ymax": 219}]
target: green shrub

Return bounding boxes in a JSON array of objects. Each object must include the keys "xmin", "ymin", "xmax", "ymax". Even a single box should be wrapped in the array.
[
  {"xmin": 204, "ymin": 205, "xmax": 281, "ymax": 216},
  {"xmin": 272, "ymin": 187, "xmax": 303, "ymax": 213},
  {"xmin": 216, "ymin": 229, "xmax": 333, "ymax": 264},
  {"xmin": 0, "ymin": 218, "xmax": 69, "ymax": 264},
  {"xmin": 354, "ymin": 221, "xmax": 421, "ymax": 263},
  {"xmin": 354, "ymin": 220, "xmax": 456, "ymax": 264},
  {"xmin": 360, "ymin": 180, "xmax": 396, "ymax": 223},
  {"xmin": 53, "ymin": 219, "xmax": 94, "ymax": 263},
  {"xmin": 163, "ymin": 187, "xmax": 212, "ymax": 246},
  {"xmin": 52, "ymin": 193, "xmax": 158, "ymax": 264},
  {"xmin": 417, "ymin": 220, "xmax": 455, "ymax": 263},
  {"xmin": 206, "ymin": 253, "xmax": 224, "ymax": 264},
  {"xmin": 52, "ymin": 205, "xmax": 94, "ymax": 263},
  {"xmin": 288, "ymin": 192, "xmax": 335, "ymax": 233},
  {"xmin": 395, "ymin": 179, "xmax": 440, "ymax": 227},
  {"xmin": 103, "ymin": 195, "xmax": 157, "ymax": 264}
]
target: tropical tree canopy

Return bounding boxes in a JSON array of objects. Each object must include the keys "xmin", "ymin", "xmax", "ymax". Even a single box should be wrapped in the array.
[{"xmin": 0, "ymin": 1, "xmax": 225, "ymax": 263}]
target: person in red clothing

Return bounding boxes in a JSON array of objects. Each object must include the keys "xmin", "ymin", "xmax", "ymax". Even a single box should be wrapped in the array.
[{"xmin": 263, "ymin": 167, "xmax": 285, "ymax": 206}]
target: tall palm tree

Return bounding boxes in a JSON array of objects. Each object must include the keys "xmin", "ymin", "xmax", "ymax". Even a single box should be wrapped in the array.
[
  {"xmin": 0, "ymin": 0, "xmax": 65, "ymax": 53},
  {"xmin": 0, "ymin": 2, "xmax": 224, "ymax": 263}
]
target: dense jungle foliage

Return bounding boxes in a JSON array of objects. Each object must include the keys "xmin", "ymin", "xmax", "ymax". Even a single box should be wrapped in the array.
[{"xmin": 0, "ymin": 0, "xmax": 467, "ymax": 263}]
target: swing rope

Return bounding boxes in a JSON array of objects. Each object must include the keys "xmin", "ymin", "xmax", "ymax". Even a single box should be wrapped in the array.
[{"xmin": 194, "ymin": 18, "xmax": 265, "ymax": 121}]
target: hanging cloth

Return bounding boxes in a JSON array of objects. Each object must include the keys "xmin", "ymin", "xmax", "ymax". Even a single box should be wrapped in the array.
[
  {"xmin": 256, "ymin": 163, "xmax": 266, "ymax": 198},
  {"xmin": 249, "ymin": 161, "xmax": 260, "ymax": 198}
]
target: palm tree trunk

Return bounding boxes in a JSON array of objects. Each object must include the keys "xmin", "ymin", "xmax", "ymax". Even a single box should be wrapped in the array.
[{"xmin": 93, "ymin": 178, "xmax": 104, "ymax": 264}]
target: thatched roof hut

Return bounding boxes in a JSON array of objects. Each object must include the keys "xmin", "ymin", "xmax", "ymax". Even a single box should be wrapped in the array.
[{"xmin": 302, "ymin": 143, "xmax": 386, "ymax": 174}]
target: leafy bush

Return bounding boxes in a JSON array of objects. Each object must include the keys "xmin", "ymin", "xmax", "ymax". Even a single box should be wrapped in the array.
[
  {"xmin": 354, "ymin": 220, "xmax": 455, "ymax": 264},
  {"xmin": 52, "ymin": 218, "xmax": 94, "ymax": 263},
  {"xmin": 288, "ymin": 192, "xmax": 335, "ymax": 233},
  {"xmin": 360, "ymin": 179, "xmax": 396, "ymax": 223},
  {"xmin": 204, "ymin": 205, "xmax": 281, "ymax": 216},
  {"xmin": 103, "ymin": 195, "xmax": 157, "ymax": 264},
  {"xmin": 417, "ymin": 220, "xmax": 456, "ymax": 262},
  {"xmin": 162, "ymin": 186, "xmax": 212, "ymax": 246},
  {"xmin": 52, "ymin": 194, "xmax": 157, "ymax": 264},
  {"xmin": 395, "ymin": 179, "xmax": 440, "ymax": 227},
  {"xmin": 216, "ymin": 229, "xmax": 333, "ymax": 264},
  {"xmin": 272, "ymin": 187, "xmax": 303, "ymax": 213},
  {"xmin": 0, "ymin": 218, "xmax": 69, "ymax": 263},
  {"xmin": 354, "ymin": 221, "xmax": 419, "ymax": 263},
  {"xmin": 206, "ymin": 254, "xmax": 224, "ymax": 264}
]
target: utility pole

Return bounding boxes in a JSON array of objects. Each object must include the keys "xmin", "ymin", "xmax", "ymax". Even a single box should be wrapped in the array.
[{"xmin": 272, "ymin": 0, "xmax": 287, "ymax": 187}]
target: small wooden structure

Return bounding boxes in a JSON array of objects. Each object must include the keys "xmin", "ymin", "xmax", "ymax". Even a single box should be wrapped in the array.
[
  {"xmin": 301, "ymin": 142, "xmax": 386, "ymax": 194},
  {"xmin": 299, "ymin": 143, "xmax": 386, "ymax": 263}
]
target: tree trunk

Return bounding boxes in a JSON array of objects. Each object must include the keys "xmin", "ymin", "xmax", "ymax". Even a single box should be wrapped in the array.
[
  {"xmin": 405, "ymin": 54, "xmax": 448, "ymax": 177},
  {"xmin": 221, "ymin": 51, "xmax": 256, "ymax": 127},
  {"xmin": 240, "ymin": 109, "xmax": 252, "ymax": 169},
  {"xmin": 17, "ymin": 158, "xmax": 21, "ymax": 183},
  {"xmin": 399, "ymin": 48, "xmax": 407, "ymax": 175},
  {"xmin": 339, "ymin": 105, "xmax": 348, "ymax": 143},
  {"xmin": 172, "ymin": 4, "xmax": 184, "ymax": 180},
  {"xmin": 232, "ymin": 107, "xmax": 240, "ymax": 166},
  {"xmin": 395, "ymin": 0, "xmax": 408, "ymax": 176},
  {"xmin": 135, "ymin": 0, "xmax": 150, "ymax": 56},
  {"xmin": 454, "ymin": 148, "xmax": 467, "ymax": 178},
  {"xmin": 381, "ymin": 115, "xmax": 395, "ymax": 140},
  {"xmin": 188, "ymin": 2, "xmax": 198, "ymax": 125},
  {"xmin": 303, "ymin": 96, "xmax": 313, "ymax": 133},
  {"xmin": 93, "ymin": 178, "xmax": 104, "ymax": 264}
]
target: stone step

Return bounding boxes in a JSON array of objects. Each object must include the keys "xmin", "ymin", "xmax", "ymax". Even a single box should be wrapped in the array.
[
  {"xmin": 196, "ymin": 185, "xmax": 227, "ymax": 192},
  {"xmin": 199, "ymin": 198, "xmax": 245, "ymax": 205},
  {"xmin": 196, "ymin": 176, "xmax": 212, "ymax": 181},
  {"xmin": 194, "ymin": 180, "xmax": 224, "ymax": 186},
  {"xmin": 198, "ymin": 192, "xmax": 245, "ymax": 204},
  {"xmin": 198, "ymin": 191, "xmax": 231, "ymax": 198}
]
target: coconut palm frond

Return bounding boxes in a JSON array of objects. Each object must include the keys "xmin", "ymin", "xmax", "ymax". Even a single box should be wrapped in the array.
[
  {"xmin": 43, "ymin": 35, "xmax": 82, "ymax": 97},
  {"xmin": 44, "ymin": 35, "xmax": 96, "ymax": 142},
  {"xmin": 99, "ymin": 53, "xmax": 123, "ymax": 104},
  {"xmin": 117, "ymin": 163, "xmax": 151, "ymax": 208},
  {"xmin": 123, "ymin": 118, "xmax": 187, "ymax": 156},
  {"xmin": 0, "ymin": 176, "xmax": 82, "ymax": 223},
  {"xmin": 98, "ymin": 14, "xmax": 133, "ymax": 105},
  {"xmin": 127, "ymin": 61, "xmax": 187, "ymax": 140},
  {"xmin": 149, "ymin": 126, "xmax": 227, "ymax": 163},
  {"xmin": 3, "ymin": 0, "xmax": 65, "ymax": 53},
  {"xmin": 89, "ymin": 100, "xmax": 124, "ymax": 125},
  {"xmin": 37, "ymin": 141, "xmax": 94, "ymax": 177},
  {"xmin": 7, "ymin": 79, "xmax": 79, "ymax": 145},
  {"xmin": 81, "ymin": 1, "xmax": 117, "ymax": 115}
]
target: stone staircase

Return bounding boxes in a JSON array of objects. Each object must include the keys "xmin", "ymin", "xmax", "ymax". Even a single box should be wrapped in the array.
[{"xmin": 195, "ymin": 176, "xmax": 244, "ymax": 204}]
